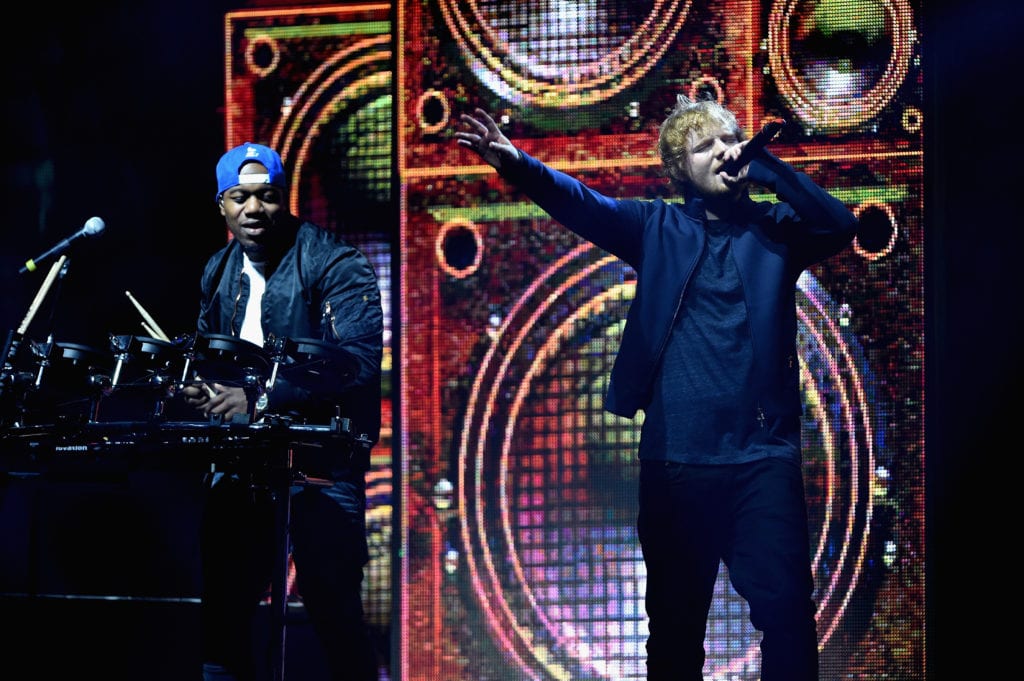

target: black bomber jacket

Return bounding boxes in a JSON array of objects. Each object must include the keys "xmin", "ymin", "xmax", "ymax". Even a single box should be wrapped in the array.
[{"xmin": 195, "ymin": 216, "xmax": 383, "ymax": 446}]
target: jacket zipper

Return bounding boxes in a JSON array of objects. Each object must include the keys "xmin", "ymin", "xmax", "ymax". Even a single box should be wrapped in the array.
[
  {"xmin": 649, "ymin": 230, "xmax": 706, "ymax": 385},
  {"xmin": 756, "ymin": 355, "xmax": 795, "ymax": 429},
  {"xmin": 726, "ymin": 231, "xmax": 769, "ymax": 433},
  {"xmin": 323, "ymin": 300, "xmax": 341, "ymax": 340},
  {"xmin": 229, "ymin": 268, "xmax": 245, "ymax": 335}
]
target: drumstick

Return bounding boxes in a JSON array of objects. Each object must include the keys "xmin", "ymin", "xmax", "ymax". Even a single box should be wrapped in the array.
[
  {"xmin": 123, "ymin": 289, "xmax": 214, "ymax": 397},
  {"xmin": 125, "ymin": 290, "xmax": 170, "ymax": 342},
  {"xmin": 17, "ymin": 255, "xmax": 67, "ymax": 335},
  {"xmin": 193, "ymin": 373, "xmax": 219, "ymax": 398}
]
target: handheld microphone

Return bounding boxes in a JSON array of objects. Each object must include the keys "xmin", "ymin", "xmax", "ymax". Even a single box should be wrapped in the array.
[
  {"xmin": 18, "ymin": 217, "xmax": 106, "ymax": 275},
  {"xmin": 721, "ymin": 119, "xmax": 786, "ymax": 175}
]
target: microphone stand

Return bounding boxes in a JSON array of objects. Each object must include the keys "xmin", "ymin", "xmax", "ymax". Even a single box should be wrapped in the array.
[
  {"xmin": 1, "ymin": 255, "xmax": 69, "ymax": 424},
  {"xmin": 0, "ymin": 329, "xmax": 26, "ymax": 424},
  {"xmin": 28, "ymin": 257, "xmax": 72, "ymax": 398},
  {"xmin": 44, "ymin": 257, "xmax": 71, "ymax": 338}
]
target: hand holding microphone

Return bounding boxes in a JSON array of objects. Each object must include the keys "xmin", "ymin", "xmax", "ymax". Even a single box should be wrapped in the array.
[
  {"xmin": 721, "ymin": 119, "xmax": 786, "ymax": 175},
  {"xmin": 18, "ymin": 216, "xmax": 106, "ymax": 275}
]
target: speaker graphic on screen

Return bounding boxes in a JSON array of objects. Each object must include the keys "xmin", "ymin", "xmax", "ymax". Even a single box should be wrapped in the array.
[
  {"xmin": 399, "ymin": 1, "xmax": 922, "ymax": 680},
  {"xmin": 223, "ymin": 1, "xmax": 395, "ymax": 647}
]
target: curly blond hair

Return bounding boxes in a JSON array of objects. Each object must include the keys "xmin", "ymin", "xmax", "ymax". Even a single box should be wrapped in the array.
[{"xmin": 658, "ymin": 94, "xmax": 744, "ymax": 193}]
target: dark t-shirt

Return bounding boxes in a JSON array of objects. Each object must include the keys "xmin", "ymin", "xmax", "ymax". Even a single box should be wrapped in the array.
[{"xmin": 639, "ymin": 220, "xmax": 792, "ymax": 464}]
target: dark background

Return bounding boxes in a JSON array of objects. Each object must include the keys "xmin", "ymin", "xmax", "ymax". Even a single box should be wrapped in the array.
[
  {"xmin": 0, "ymin": 2, "xmax": 244, "ymax": 343},
  {"xmin": 1, "ymin": 0, "xmax": 1020, "ymax": 678},
  {"xmin": 923, "ymin": 0, "xmax": 1022, "ymax": 674}
]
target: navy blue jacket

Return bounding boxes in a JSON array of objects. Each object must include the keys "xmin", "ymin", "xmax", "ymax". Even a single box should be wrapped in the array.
[{"xmin": 498, "ymin": 150, "xmax": 858, "ymax": 428}]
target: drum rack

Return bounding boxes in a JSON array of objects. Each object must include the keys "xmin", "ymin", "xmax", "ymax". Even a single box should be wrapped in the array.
[
  {"xmin": 0, "ymin": 415, "xmax": 359, "ymax": 681},
  {"xmin": 2, "ymin": 258, "xmax": 367, "ymax": 680},
  {"xmin": 0, "ymin": 415, "xmax": 356, "ymax": 472}
]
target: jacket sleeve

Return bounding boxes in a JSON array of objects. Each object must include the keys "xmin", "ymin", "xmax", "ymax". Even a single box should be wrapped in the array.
[
  {"xmin": 746, "ymin": 151, "xmax": 859, "ymax": 266},
  {"xmin": 497, "ymin": 149, "xmax": 650, "ymax": 268},
  {"xmin": 264, "ymin": 240, "xmax": 384, "ymax": 445},
  {"xmin": 321, "ymin": 245, "xmax": 385, "ymax": 396},
  {"xmin": 321, "ymin": 245, "xmax": 384, "ymax": 447}
]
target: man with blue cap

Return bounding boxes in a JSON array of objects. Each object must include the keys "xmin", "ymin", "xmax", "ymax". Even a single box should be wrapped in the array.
[{"xmin": 181, "ymin": 142, "xmax": 383, "ymax": 681}]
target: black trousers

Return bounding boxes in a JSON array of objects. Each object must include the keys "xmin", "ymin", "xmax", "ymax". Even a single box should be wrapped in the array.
[
  {"xmin": 637, "ymin": 456, "xmax": 818, "ymax": 681},
  {"xmin": 199, "ymin": 469, "xmax": 376, "ymax": 681}
]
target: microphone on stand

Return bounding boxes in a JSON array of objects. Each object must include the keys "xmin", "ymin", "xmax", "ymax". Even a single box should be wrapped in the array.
[
  {"xmin": 720, "ymin": 119, "xmax": 786, "ymax": 175},
  {"xmin": 18, "ymin": 216, "xmax": 106, "ymax": 275}
]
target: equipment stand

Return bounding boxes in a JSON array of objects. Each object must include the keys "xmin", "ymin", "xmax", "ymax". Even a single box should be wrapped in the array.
[{"xmin": 269, "ymin": 446, "xmax": 295, "ymax": 681}]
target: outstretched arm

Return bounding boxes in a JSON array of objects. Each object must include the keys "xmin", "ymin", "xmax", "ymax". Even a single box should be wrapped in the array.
[
  {"xmin": 454, "ymin": 108, "xmax": 521, "ymax": 170},
  {"xmin": 452, "ymin": 106, "xmax": 651, "ymax": 266}
]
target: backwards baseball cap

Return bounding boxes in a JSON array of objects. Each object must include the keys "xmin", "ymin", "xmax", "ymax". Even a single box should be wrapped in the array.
[{"xmin": 215, "ymin": 142, "xmax": 287, "ymax": 200}]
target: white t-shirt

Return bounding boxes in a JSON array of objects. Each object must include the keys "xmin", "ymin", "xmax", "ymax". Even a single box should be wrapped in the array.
[{"xmin": 239, "ymin": 253, "xmax": 266, "ymax": 347}]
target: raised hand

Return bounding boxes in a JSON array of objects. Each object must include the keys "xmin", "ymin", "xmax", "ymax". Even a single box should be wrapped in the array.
[{"xmin": 454, "ymin": 108, "xmax": 521, "ymax": 170}]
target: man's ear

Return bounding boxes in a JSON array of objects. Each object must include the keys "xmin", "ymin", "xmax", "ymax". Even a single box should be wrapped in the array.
[
  {"xmin": 667, "ymin": 163, "xmax": 689, "ymax": 186},
  {"xmin": 218, "ymin": 198, "xmax": 226, "ymax": 217}
]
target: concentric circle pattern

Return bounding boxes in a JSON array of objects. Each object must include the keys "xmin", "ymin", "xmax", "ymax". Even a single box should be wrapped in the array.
[
  {"xmin": 767, "ymin": 0, "xmax": 916, "ymax": 132},
  {"xmin": 437, "ymin": 0, "xmax": 693, "ymax": 107},
  {"xmin": 457, "ymin": 246, "xmax": 887, "ymax": 679}
]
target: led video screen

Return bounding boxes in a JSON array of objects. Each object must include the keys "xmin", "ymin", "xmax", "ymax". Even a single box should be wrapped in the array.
[
  {"xmin": 396, "ymin": 1, "xmax": 923, "ymax": 680},
  {"xmin": 223, "ymin": 3, "xmax": 395, "ymax": 672},
  {"xmin": 223, "ymin": 1, "xmax": 922, "ymax": 678}
]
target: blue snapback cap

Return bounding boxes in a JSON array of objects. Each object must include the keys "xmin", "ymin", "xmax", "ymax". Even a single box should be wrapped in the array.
[{"xmin": 215, "ymin": 142, "xmax": 287, "ymax": 200}]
